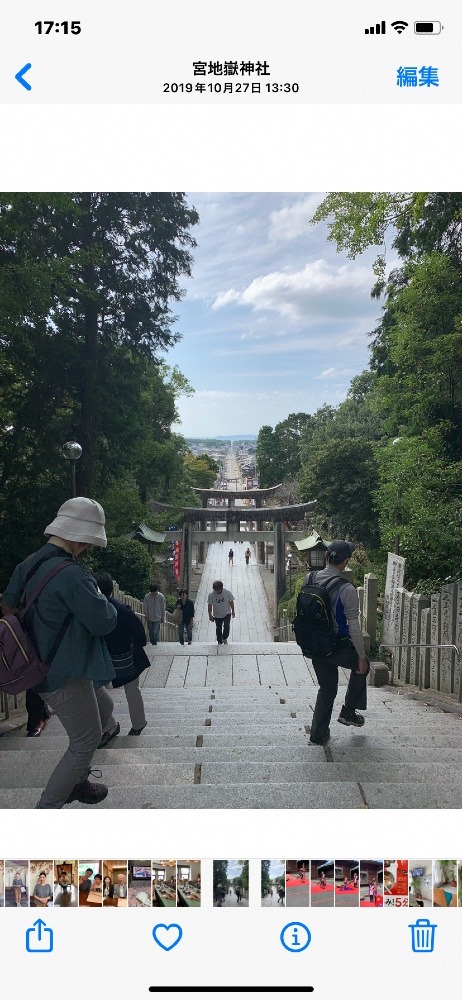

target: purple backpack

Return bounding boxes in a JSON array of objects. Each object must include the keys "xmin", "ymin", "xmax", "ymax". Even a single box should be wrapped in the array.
[{"xmin": 0, "ymin": 559, "xmax": 73, "ymax": 694}]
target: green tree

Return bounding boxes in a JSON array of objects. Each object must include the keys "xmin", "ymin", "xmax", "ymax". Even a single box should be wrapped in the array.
[
  {"xmin": 261, "ymin": 860, "xmax": 271, "ymax": 895},
  {"xmin": 299, "ymin": 437, "xmax": 380, "ymax": 547},
  {"xmin": 89, "ymin": 537, "xmax": 152, "ymax": 599},
  {"xmin": 184, "ymin": 452, "xmax": 219, "ymax": 489},
  {"xmin": 238, "ymin": 860, "xmax": 249, "ymax": 893},
  {"xmin": 0, "ymin": 193, "xmax": 198, "ymax": 587},
  {"xmin": 311, "ymin": 192, "xmax": 462, "ymax": 284},
  {"xmin": 213, "ymin": 861, "xmax": 229, "ymax": 893},
  {"xmin": 371, "ymin": 255, "xmax": 462, "ymax": 452}
]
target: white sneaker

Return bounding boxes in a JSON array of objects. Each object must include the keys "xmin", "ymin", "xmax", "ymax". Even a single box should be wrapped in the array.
[{"xmin": 223, "ymin": 640, "xmax": 228, "ymax": 645}]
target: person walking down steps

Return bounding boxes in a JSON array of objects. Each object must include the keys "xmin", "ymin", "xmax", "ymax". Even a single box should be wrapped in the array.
[
  {"xmin": 94, "ymin": 572, "xmax": 149, "ymax": 737},
  {"xmin": 1, "ymin": 497, "xmax": 117, "ymax": 808},
  {"xmin": 306, "ymin": 540, "xmax": 370, "ymax": 746},
  {"xmin": 208, "ymin": 580, "xmax": 235, "ymax": 645},
  {"xmin": 228, "ymin": 548, "xmax": 234, "ymax": 566}
]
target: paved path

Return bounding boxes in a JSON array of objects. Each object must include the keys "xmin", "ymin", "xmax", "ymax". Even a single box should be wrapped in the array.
[
  {"xmin": 214, "ymin": 887, "xmax": 248, "ymax": 907},
  {"xmin": 2, "ymin": 540, "xmax": 462, "ymax": 809},
  {"xmin": 194, "ymin": 541, "xmax": 273, "ymax": 643},
  {"xmin": 3, "ymin": 640, "xmax": 462, "ymax": 808}
]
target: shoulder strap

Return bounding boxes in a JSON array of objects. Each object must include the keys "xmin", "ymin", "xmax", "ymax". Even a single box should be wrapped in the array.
[{"xmin": 22, "ymin": 560, "xmax": 75, "ymax": 616}]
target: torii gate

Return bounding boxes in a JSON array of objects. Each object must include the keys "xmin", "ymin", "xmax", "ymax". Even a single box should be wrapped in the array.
[{"xmin": 168, "ymin": 494, "xmax": 316, "ymax": 610}]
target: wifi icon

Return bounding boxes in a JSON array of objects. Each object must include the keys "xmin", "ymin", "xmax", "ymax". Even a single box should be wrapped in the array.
[{"xmin": 391, "ymin": 20, "xmax": 409, "ymax": 33}]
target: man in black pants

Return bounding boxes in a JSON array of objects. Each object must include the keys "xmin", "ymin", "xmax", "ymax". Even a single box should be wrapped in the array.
[
  {"xmin": 307, "ymin": 540, "xmax": 369, "ymax": 746},
  {"xmin": 207, "ymin": 580, "xmax": 235, "ymax": 645}
]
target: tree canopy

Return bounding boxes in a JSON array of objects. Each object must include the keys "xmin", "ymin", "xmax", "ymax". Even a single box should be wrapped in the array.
[
  {"xmin": 0, "ymin": 193, "xmax": 199, "ymax": 588},
  {"xmin": 257, "ymin": 193, "xmax": 462, "ymax": 591}
]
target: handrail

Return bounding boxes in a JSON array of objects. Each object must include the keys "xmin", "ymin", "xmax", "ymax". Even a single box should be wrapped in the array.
[{"xmin": 379, "ymin": 642, "xmax": 462, "ymax": 700}]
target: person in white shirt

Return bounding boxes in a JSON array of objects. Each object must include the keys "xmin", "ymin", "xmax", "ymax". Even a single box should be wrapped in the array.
[
  {"xmin": 207, "ymin": 580, "xmax": 235, "ymax": 645},
  {"xmin": 142, "ymin": 584, "xmax": 166, "ymax": 645}
]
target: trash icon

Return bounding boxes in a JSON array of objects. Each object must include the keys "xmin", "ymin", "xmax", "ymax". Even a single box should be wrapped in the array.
[{"xmin": 409, "ymin": 918, "xmax": 437, "ymax": 953}]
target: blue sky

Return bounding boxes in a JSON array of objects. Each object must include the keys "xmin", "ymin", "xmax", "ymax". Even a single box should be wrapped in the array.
[
  {"xmin": 267, "ymin": 860, "xmax": 285, "ymax": 879},
  {"xmin": 169, "ymin": 193, "xmax": 391, "ymax": 437},
  {"xmin": 225, "ymin": 860, "xmax": 246, "ymax": 879}
]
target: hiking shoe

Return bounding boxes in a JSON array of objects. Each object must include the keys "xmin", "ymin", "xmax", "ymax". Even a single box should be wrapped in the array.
[
  {"xmin": 66, "ymin": 770, "xmax": 108, "ymax": 805},
  {"xmin": 97, "ymin": 721, "xmax": 120, "ymax": 748},
  {"xmin": 128, "ymin": 724, "xmax": 147, "ymax": 736},
  {"xmin": 338, "ymin": 710, "xmax": 365, "ymax": 728},
  {"xmin": 309, "ymin": 729, "xmax": 330, "ymax": 746}
]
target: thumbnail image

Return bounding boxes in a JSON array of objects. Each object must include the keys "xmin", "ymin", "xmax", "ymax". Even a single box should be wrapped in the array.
[
  {"xmin": 30, "ymin": 861, "xmax": 54, "ymax": 907},
  {"xmin": 0, "ymin": 861, "xmax": 4, "ymax": 906},
  {"xmin": 5, "ymin": 860, "xmax": 28, "ymax": 907},
  {"xmin": 213, "ymin": 860, "xmax": 249, "ymax": 907},
  {"xmin": 310, "ymin": 861, "xmax": 335, "ymax": 907},
  {"xmin": 78, "ymin": 861, "xmax": 103, "ymax": 906},
  {"xmin": 128, "ymin": 860, "xmax": 152, "ymax": 907},
  {"xmin": 177, "ymin": 860, "xmax": 201, "ymax": 907},
  {"xmin": 409, "ymin": 859, "xmax": 432, "ymax": 908},
  {"xmin": 359, "ymin": 861, "xmax": 383, "ymax": 907},
  {"xmin": 261, "ymin": 860, "xmax": 285, "ymax": 907},
  {"xmin": 335, "ymin": 860, "xmax": 360, "ymax": 907},
  {"xmin": 286, "ymin": 860, "xmax": 310, "ymax": 907},
  {"xmin": 53, "ymin": 861, "xmax": 78, "ymax": 907},
  {"xmin": 433, "ymin": 860, "xmax": 457, "ymax": 907},
  {"xmin": 383, "ymin": 860, "xmax": 408, "ymax": 907},
  {"xmin": 102, "ymin": 861, "xmax": 128, "ymax": 906},
  {"xmin": 152, "ymin": 860, "xmax": 177, "ymax": 907}
]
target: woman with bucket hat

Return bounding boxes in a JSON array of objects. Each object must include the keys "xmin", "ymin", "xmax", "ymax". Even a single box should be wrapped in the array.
[{"xmin": 1, "ymin": 497, "xmax": 118, "ymax": 808}]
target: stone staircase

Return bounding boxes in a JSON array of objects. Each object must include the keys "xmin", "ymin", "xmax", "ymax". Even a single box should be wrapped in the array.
[{"xmin": 2, "ymin": 641, "xmax": 462, "ymax": 808}]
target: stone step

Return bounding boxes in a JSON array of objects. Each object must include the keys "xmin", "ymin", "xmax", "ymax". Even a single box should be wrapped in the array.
[
  {"xmin": 199, "ymin": 761, "xmax": 462, "ymax": 785},
  {"xmin": 9, "ymin": 759, "xmax": 462, "ymax": 790},
  {"xmin": 0, "ymin": 761, "xmax": 195, "ymax": 789},
  {"xmin": 5, "ymin": 779, "xmax": 462, "ymax": 810},
  {"xmin": 108, "ymin": 711, "xmax": 302, "ymax": 725},
  {"xmin": 5, "ymin": 742, "xmax": 462, "ymax": 766},
  {"xmin": 0, "ymin": 782, "xmax": 367, "ymax": 810}
]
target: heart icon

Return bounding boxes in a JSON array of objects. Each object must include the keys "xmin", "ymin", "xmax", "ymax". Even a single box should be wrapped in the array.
[{"xmin": 152, "ymin": 923, "xmax": 183, "ymax": 952}]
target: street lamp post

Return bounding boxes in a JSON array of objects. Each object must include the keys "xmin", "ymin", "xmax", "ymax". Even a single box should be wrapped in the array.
[{"xmin": 61, "ymin": 441, "xmax": 82, "ymax": 498}]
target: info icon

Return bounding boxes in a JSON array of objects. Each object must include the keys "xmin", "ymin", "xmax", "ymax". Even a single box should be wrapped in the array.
[{"xmin": 280, "ymin": 922, "xmax": 312, "ymax": 953}]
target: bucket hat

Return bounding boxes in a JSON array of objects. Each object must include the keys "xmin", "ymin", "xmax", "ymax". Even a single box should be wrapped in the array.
[{"xmin": 44, "ymin": 497, "xmax": 107, "ymax": 547}]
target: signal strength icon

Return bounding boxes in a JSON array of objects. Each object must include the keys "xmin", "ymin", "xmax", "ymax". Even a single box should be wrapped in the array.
[
  {"xmin": 391, "ymin": 20, "xmax": 409, "ymax": 33},
  {"xmin": 365, "ymin": 20, "xmax": 386, "ymax": 34}
]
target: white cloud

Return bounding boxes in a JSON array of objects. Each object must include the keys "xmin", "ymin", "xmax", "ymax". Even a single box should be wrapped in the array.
[
  {"xmin": 212, "ymin": 259, "xmax": 373, "ymax": 323},
  {"xmin": 315, "ymin": 367, "xmax": 356, "ymax": 379},
  {"xmin": 212, "ymin": 288, "xmax": 240, "ymax": 309},
  {"xmin": 195, "ymin": 390, "xmax": 241, "ymax": 399},
  {"xmin": 268, "ymin": 194, "xmax": 324, "ymax": 242}
]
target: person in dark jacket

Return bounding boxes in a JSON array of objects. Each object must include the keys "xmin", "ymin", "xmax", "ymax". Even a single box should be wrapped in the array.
[
  {"xmin": 94, "ymin": 572, "xmax": 149, "ymax": 736},
  {"xmin": 174, "ymin": 589, "xmax": 195, "ymax": 645}
]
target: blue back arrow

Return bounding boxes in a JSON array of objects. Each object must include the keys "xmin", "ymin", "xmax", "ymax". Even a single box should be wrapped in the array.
[{"xmin": 15, "ymin": 63, "xmax": 32, "ymax": 91}]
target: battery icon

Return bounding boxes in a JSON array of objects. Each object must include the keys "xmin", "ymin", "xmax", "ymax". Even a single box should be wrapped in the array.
[{"xmin": 414, "ymin": 21, "xmax": 442, "ymax": 33}]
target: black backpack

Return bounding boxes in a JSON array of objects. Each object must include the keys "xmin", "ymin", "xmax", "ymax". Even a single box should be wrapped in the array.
[{"xmin": 292, "ymin": 572, "xmax": 346, "ymax": 657}]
